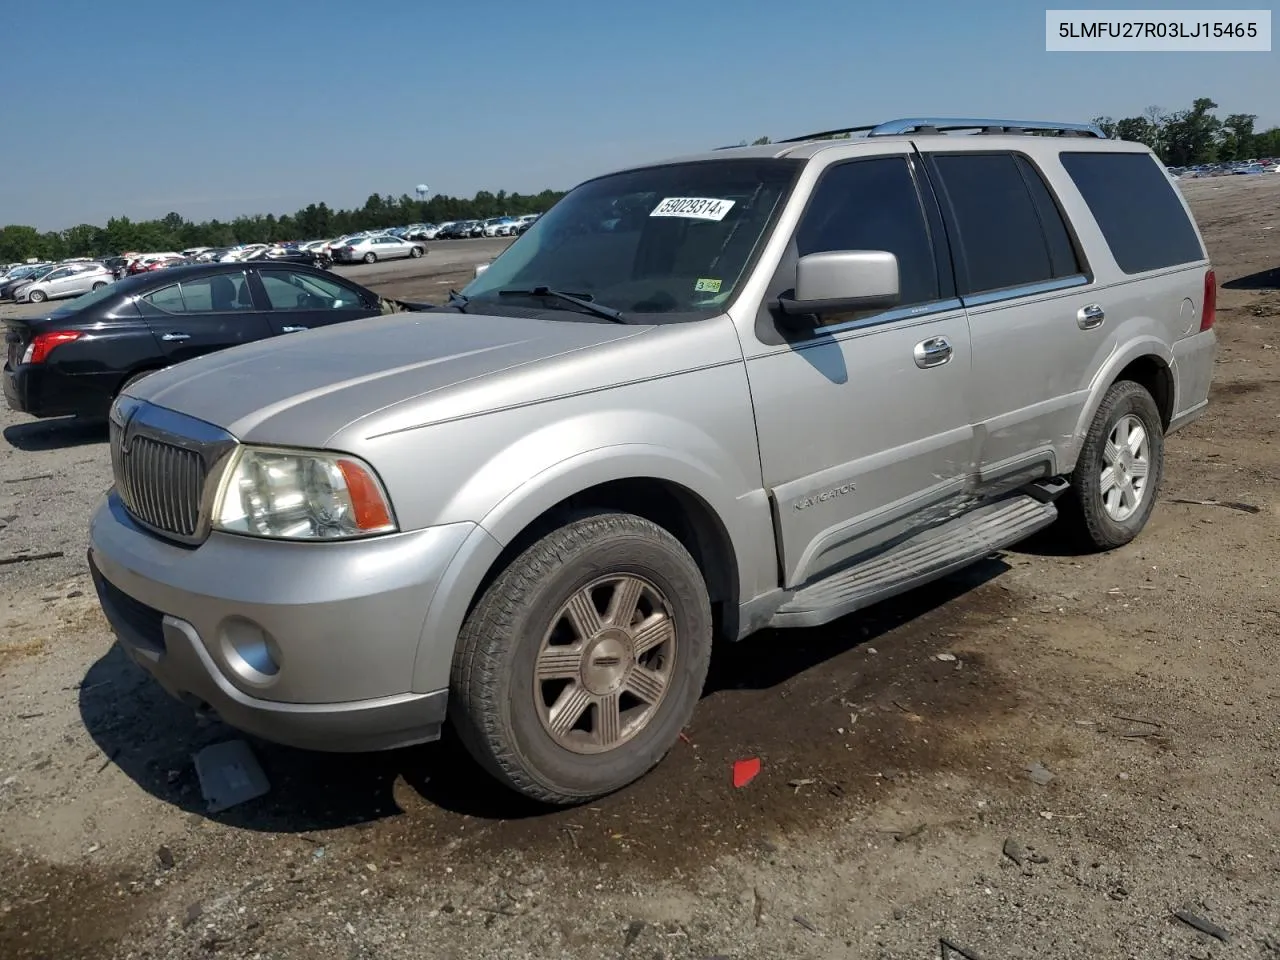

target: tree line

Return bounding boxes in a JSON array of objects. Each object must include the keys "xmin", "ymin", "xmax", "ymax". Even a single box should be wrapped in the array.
[
  {"xmin": 0, "ymin": 188, "xmax": 566, "ymax": 265},
  {"xmin": 738, "ymin": 97, "xmax": 1279, "ymax": 167}
]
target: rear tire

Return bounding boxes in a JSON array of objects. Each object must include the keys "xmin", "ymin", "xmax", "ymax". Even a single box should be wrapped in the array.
[
  {"xmin": 92, "ymin": 281, "xmax": 107, "ymax": 291},
  {"xmin": 363, "ymin": 252, "xmax": 377, "ymax": 264},
  {"xmin": 1059, "ymin": 380, "xmax": 1165, "ymax": 550},
  {"xmin": 449, "ymin": 510, "xmax": 713, "ymax": 805}
]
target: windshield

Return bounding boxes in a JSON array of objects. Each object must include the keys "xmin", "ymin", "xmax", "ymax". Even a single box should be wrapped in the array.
[{"xmin": 462, "ymin": 159, "xmax": 800, "ymax": 317}]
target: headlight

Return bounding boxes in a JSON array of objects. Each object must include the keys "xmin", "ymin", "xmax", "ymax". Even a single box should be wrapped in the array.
[{"xmin": 214, "ymin": 447, "xmax": 397, "ymax": 540}]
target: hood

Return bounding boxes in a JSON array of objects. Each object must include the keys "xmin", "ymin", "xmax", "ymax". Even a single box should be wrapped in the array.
[{"xmin": 128, "ymin": 310, "xmax": 650, "ymax": 446}]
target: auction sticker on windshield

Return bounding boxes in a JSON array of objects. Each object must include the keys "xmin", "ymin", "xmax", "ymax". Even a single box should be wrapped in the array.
[{"xmin": 650, "ymin": 197, "xmax": 736, "ymax": 221}]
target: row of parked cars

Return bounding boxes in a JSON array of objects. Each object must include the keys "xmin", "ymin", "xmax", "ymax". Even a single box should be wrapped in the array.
[
  {"xmin": 0, "ymin": 245, "xmax": 337, "ymax": 303},
  {"xmin": 0, "ymin": 214, "xmax": 540, "ymax": 304},
  {"xmin": 1169, "ymin": 158, "xmax": 1279, "ymax": 179},
  {"xmin": 402, "ymin": 213, "xmax": 540, "ymax": 240}
]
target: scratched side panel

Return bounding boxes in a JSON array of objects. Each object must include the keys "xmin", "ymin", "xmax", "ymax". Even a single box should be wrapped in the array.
[{"xmin": 744, "ymin": 308, "xmax": 974, "ymax": 588}]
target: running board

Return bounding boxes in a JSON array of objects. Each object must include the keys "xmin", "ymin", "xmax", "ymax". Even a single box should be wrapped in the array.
[{"xmin": 770, "ymin": 494, "xmax": 1059, "ymax": 629}]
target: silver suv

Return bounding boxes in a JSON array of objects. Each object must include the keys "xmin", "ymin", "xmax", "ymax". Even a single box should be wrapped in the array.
[{"xmin": 89, "ymin": 117, "xmax": 1217, "ymax": 804}]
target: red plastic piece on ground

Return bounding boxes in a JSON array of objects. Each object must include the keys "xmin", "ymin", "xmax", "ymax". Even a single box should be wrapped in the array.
[{"xmin": 732, "ymin": 757, "xmax": 761, "ymax": 788}]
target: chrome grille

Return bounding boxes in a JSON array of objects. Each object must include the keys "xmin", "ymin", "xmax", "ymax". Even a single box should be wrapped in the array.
[{"xmin": 111, "ymin": 422, "xmax": 206, "ymax": 538}]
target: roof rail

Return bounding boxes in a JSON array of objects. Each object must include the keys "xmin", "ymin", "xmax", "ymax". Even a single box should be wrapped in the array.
[{"xmin": 780, "ymin": 117, "xmax": 1107, "ymax": 143}]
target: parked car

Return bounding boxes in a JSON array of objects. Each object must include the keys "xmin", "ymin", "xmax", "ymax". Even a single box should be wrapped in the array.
[
  {"xmin": 14, "ymin": 262, "xmax": 114, "ymax": 303},
  {"xmin": 331, "ymin": 235, "xmax": 425, "ymax": 263},
  {"xmin": 0, "ymin": 263, "xmax": 51, "ymax": 299},
  {"xmin": 481, "ymin": 217, "xmax": 517, "ymax": 237},
  {"xmin": 404, "ymin": 223, "xmax": 441, "ymax": 241},
  {"xmin": 86, "ymin": 116, "xmax": 1217, "ymax": 806},
  {"xmin": 242, "ymin": 246, "xmax": 333, "ymax": 270},
  {"xmin": 512, "ymin": 213, "xmax": 540, "ymax": 235},
  {"xmin": 128, "ymin": 254, "xmax": 183, "ymax": 275},
  {"xmin": 4, "ymin": 262, "xmax": 407, "ymax": 421},
  {"xmin": 440, "ymin": 220, "xmax": 480, "ymax": 239}
]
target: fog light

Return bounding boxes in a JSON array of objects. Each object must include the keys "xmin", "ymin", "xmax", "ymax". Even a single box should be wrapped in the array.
[{"xmin": 219, "ymin": 618, "xmax": 281, "ymax": 686}]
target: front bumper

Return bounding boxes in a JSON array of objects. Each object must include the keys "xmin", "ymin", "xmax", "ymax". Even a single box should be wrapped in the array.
[{"xmin": 88, "ymin": 492, "xmax": 475, "ymax": 752}]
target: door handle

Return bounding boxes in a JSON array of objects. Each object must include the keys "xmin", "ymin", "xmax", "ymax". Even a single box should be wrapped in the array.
[
  {"xmin": 280, "ymin": 325, "xmax": 308, "ymax": 333},
  {"xmin": 1077, "ymin": 303, "xmax": 1105, "ymax": 329},
  {"xmin": 913, "ymin": 336, "xmax": 953, "ymax": 369},
  {"xmin": 160, "ymin": 332, "xmax": 190, "ymax": 341}
]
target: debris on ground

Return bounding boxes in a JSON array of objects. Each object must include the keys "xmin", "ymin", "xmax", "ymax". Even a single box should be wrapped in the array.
[
  {"xmin": 156, "ymin": 845, "xmax": 175, "ymax": 870},
  {"xmin": 1002, "ymin": 838, "xmax": 1026, "ymax": 866},
  {"xmin": 934, "ymin": 652, "xmax": 958, "ymax": 662},
  {"xmin": 1025, "ymin": 761, "xmax": 1054, "ymax": 786},
  {"xmin": 193, "ymin": 740, "xmax": 270, "ymax": 813},
  {"xmin": 792, "ymin": 914, "xmax": 821, "ymax": 935},
  {"xmin": 732, "ymin": 757, "xmax": 761, "ymax": 788},
  {"xmin": 1173, "ymin": 909, "xmax": 1231, "ymax": 943},
  {"xmin": 623, "ymin": 920, "xmax": 644, "ymax": 950},
  {"xmin": 940, "ymin": 937, "xmax": 988, "ymax": 959},
  {"xmin": 1167, "ymin": 497, "xmax": 1262, "ymax": 514}
]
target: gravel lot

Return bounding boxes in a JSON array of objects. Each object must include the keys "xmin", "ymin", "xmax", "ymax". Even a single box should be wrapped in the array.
[{"xmin": 1, "ymin": 180, "xmax": 1278, "ymax": 960}]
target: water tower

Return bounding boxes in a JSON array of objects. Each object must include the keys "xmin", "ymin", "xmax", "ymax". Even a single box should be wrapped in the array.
[{"xmin": 415, "ymin": 183, "xmax": 430, "ymax": 203}]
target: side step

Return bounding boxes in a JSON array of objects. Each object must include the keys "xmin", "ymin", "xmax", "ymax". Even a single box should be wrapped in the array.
[{"xmin": 770, "ymin": 494, "xmax": 1059, "ymax": 629}]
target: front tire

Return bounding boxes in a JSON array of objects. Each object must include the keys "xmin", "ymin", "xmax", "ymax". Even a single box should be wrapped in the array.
[
  {"xmin": 450, "ymin": 511, "xmax": 713, "ymax": 805},
  {"xmin": 410, "ymin": 246, "xmax": 423, "ymax": 258},
  {"xmin": 1060, "ymin": 380, "xmax": 1165, "ymax": 550},
  {"xmin": 92, "ymin": 281, "xmax": 107, "ymax": 291},
  {"xmin": 28, "ymin": 289, "xmax": 46, "ymax": 303}
]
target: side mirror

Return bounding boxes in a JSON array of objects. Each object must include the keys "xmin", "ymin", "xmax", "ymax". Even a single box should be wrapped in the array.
[
  {"xmin": 474, "ymin": 262, "xmax": 490, "ymax": 279},
  {"xmin": 778, "ymin": 250, "xmax": 901, "ymax": 318}
]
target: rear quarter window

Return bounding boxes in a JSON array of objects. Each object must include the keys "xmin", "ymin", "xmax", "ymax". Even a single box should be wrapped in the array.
[{"xmin": 1059, "ymin": 151, "xmax": 1205, "ymax": 274}]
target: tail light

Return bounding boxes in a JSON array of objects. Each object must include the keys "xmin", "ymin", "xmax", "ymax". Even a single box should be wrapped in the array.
[
  {"xmin": 22, "ymin": 331, "xmax": 82, "ymax": 364},
  {"xmin": 1200, "ymin": 268, "xmax": 1217, "ymax": 331}
]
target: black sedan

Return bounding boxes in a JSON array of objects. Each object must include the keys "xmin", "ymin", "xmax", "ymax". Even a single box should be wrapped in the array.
[{"xmin": 4, "ymin": 261, "xmax": 406, "ymax": 420}]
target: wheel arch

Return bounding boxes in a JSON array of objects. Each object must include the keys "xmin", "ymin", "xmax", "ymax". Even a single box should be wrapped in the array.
[
  {"xmin": 1066, "ymin": 338, "xmax": 1176, "ymax": 468},
  {"xmin": 409, "ymin": 449, "xmax": 750, "ymax": 695}
]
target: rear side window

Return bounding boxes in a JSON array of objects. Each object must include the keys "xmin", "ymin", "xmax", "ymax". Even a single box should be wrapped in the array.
[
  {"xmin": 1059, "ymin": 152, "xmax": 1204, "ymax": 274},
  {"xmin": 796, "ymin": 156, "xmax": 940, "ymax": 308},
  {"xmin": 929, "ymin": 153, "xmax": 1079, "ymax": 295}
]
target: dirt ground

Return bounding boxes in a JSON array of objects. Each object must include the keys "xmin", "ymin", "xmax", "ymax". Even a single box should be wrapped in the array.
[{"xmin": 1, "ymin": 177, "xmax": 1277, "ymax": 960}]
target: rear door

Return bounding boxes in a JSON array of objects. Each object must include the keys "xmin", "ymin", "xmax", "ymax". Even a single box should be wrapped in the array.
[
  {"xmin": 136, "ymin": 270, "xmax": 273, "ymax": 363},
  {"xmin": 917, "ymin": 146, "xmax": 1100, "ymax": 496},
  {"xmin": 251, "ymin": 267, "xmax": 380, "ymax": 334},
  {"xmin": 65, "ymin": 265, "xmax": 100, "ymax": 297}
]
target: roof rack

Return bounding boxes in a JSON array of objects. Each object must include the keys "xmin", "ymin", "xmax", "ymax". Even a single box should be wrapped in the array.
[{"xmin": 779, "ymin": 117, "xmax": 1107, "ymax": 143}]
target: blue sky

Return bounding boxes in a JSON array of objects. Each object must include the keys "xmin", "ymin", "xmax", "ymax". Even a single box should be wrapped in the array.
[{"xmin": 2, "ymin": 0, "xmax": 1275, "ymax": 231}]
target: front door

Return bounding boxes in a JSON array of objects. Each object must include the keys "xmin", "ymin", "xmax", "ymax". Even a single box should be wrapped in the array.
[
  {"xmin": 741, "ymin": 150, "xmax": 975, "ymax": 588},
  {"xmin": 136, "ymin": 270, "xmax": 273, "ymax": 363},
  {"xmin": 252, "ymin": 267, "xmax": 380, "ymax": 334}
]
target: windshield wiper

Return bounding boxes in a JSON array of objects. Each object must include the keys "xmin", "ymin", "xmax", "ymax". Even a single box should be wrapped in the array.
[
  {"xmin": 498, "ymin": 286, "xmax": 627, "ymax": 324},
  {"xmin": 445, "ymin": 289, "xmax": 470, "ymax": 312}
]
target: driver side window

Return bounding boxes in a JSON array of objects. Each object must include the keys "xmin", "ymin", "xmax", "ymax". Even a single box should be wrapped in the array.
[{"xmin": 794, "ymin": 156, "xmax": 940, "ymax": 323}]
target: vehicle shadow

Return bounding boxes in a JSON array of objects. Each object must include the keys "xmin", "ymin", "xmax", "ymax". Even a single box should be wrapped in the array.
[
  {"xmin": 4, "ymin": 416, "xmax": 107, "ymax": 451},
  {"xmin": 78, "ymin": 557, "xmax": 1010, "ymax": 832},
  {"xmin": 1006, "ymin": 522, "xmax": 1094, "ymax": 558},
  {"xmin": 1222, "ymin": 267, "xmax": 1280, "ymax": 290}
]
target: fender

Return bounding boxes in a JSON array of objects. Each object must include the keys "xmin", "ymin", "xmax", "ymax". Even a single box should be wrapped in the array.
[
  {"xmin": 1064, "ymin": 334, "xmax": 1174, "ymax": 467},
  {"xmin": 410, "ymin": 437, "xmax": 774, "ymax": 694}
]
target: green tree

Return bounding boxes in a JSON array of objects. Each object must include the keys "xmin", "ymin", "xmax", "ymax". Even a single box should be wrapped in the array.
[{"xmin": 1162, "ymin": 98, "xmax": 1221, "ymax": 165}]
